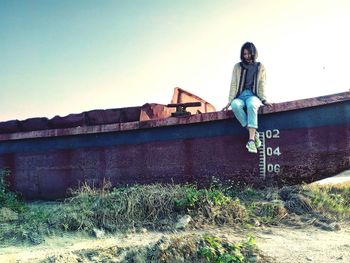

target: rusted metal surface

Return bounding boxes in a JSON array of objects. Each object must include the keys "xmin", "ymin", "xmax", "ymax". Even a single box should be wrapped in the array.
[
  {"xmin": 0, "ymin": 88, "xmax": 213, "ymax": 133},
  {"xmin": 20, "ymin": 117, "xmax": 50, "ymax": 132},
  {"xmin": 171, "ymin": 87, "xmax": 216, "ymax": 114},
  {"xmin": 0, "ymin": 107, "xmax": 141, "ymax": 134},
  {"xmin": 139, "ymin": 103, "xmax": 175, "ymax": 121},
  {"xmin": 259, "ymin": 91, "xmax": 350, "ymax": 114},
  {"xmin": 139, "ymin": 88, "xmax": 215, "ymax": 121},
  {"xmin": 0, "ymin": 91, "xmax": 349, "ymax": 200},
  {"xmin": 0, "ymin": 120, "xmax": 21, "ymax": 133},
  {"xmin": 167, "ymin": 102, "xmax": 202, "ymax": 117}
]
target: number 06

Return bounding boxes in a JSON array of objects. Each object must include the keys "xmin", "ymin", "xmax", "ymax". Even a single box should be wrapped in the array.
[{"xmin": 267, "ymin": 164, "xmax": 280, "ymax": 173}]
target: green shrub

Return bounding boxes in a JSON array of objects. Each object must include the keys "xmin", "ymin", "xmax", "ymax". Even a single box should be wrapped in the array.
[
  {"xmin": 304, "ymin": 185, "xmax": 350, "ymax": 218},
  {"xmin": 174, "ymin": 185, "xmax": 231, "ymax": 210},
  {"xmin": 174, "ymin": 185, "xmax": 199, "ymax": 210},
  {"xmin": 200, "ymin": 234, "xmax": 257, "ymax": 263},
  {"xmin": 0, "ymin": 168, "xmax": 24, "ymax": 212},
  {"xmin": 0, "ymin": 202, "xmax": 59, "ymax": 246}
]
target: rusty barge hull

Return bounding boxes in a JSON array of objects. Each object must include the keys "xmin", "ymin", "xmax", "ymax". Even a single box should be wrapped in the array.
[{"xmin": 0, "ymin": 91, "xmax": 349, "ymax": 200}]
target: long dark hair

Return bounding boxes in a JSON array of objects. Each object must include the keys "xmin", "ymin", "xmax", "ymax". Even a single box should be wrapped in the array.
[{"xmin": 240, "ymin": 42, "xmax": 258, "ymax": 63}]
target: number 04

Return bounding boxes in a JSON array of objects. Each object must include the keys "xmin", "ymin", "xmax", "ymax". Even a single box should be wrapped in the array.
[{"xmin": 266, "ymin": 147, "xmax": 282, "ymax": 156}]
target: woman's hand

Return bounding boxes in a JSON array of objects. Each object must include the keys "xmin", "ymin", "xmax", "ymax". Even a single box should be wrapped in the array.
[
  {"xmin": 222, "ymin": 106, "xmax": 229, "ymax": 111},
  {"xmin": 263, "ymin": 101, "xmax": 273, "ymax": 107}
]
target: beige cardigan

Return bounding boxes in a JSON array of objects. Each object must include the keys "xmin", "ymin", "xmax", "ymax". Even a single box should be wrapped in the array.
[{"xmin": 226, "ymin": 62, "xmax": 267, "ymax": 107}]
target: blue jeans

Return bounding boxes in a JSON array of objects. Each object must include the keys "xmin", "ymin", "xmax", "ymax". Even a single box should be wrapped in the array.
[{"xmin": 230, "ymin": 89, "xmax": 262, "ymax": 129}]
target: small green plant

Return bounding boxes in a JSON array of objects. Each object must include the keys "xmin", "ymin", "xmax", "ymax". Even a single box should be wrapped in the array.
[
  {"xmin": 203, "ymin": 188, "xmax": 231, "ymax": 206},
  {"xmin": 199, "ymin": 234, "xmax": 257, "ymax": 263},
  {"xmin": 175, "ymin": 185, "xmax": 200, "ymax": 210},
  {"xmin": 175, "ymin": 186, "xmax": 232, "ymax": 210},
  {"xmin": 0, "ymin": 168, "xmax": 24, "ymax": 212}
]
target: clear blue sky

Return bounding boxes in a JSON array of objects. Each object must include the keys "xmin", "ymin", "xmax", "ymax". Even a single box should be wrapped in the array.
[{"xmin": 1, "ymin": 0, "xmax": 349, "ymax": 120}]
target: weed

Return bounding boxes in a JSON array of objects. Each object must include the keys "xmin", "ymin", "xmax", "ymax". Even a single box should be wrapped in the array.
[
  {"xmin": 0, "ymin": 202, "xmax": 59, "ymax": 246},
  {"xmin": 53, "ymin": 183, "xmax": 189, "ymax": 232},
  {"xmin": 304, "ymin": 184, "xmax": 350, "ymax": 218},
  {"xmin": 174, "ymin": 186, "xmax": 231, "ymax": 210},
  {"xmin": 249, "ymin": 202, "xmax": 287, "ymax": 224},
  {"xmin": 199, "ymin": 234, "xmax": 258, "ymax": 263},
  {"xmin": 203, "ymin": 188, "xmax": 231, "ymax": 206},
  {"xmin": 228, "ymin": 185, "xmax": 266, "ymax": 202},
  {"xmin": 174, "ymin": 185, "xmax": 199, "ymax": 210},
  {"xmin": 0, "ymin": 168, "xmax": 24, "ymax": 212}
]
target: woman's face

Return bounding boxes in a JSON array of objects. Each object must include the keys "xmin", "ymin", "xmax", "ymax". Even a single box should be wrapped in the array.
[{"xmin": 243, "ymin": 49, "xmax": 252, "ymax": 63}]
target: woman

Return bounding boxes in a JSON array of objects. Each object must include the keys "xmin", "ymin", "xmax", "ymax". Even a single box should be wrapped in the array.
[{"xmin": 222, "ymin": 42, "xmax": 272, "ymax": 153}]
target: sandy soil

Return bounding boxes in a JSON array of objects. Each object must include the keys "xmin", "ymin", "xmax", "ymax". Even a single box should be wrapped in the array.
[
  {"xmin": 255, "ymin": 225, "xmax": 350, "ymax": 263},
  {"xmin": 0, "ymin": 224, "xmax": 349, "ymax": 263}
]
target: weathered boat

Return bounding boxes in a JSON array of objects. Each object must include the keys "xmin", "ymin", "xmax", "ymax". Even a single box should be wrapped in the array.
[{"xmin": 0, "ymin": 88, "xmax": 349, "ymax": 200}]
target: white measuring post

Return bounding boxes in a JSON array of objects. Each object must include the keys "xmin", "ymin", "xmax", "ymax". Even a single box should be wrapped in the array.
[
  {"xmin": 260, "ymin": 129, "xmax": 282, "ymax": 179},
  {"xmin": 258, "ymin": 131, "xmax": 266, "ymax": 179}
]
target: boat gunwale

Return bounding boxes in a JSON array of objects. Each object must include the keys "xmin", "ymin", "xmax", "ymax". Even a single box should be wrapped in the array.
[{"xmin": 0, "ymin": 91, "xmax": 349, "ymax": 142}]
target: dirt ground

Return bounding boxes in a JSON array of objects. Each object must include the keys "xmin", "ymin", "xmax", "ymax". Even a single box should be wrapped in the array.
[
  {"xmin": 0, "ymin": 223, "xmax": 349, "ymax": 263},
  {"xmin": 255, "ymin": 224, "xmax": 350, "ymax": 262}
]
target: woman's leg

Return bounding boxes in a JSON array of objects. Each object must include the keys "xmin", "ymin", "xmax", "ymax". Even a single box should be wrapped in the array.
[
  {"xmin": 246, "ymin": 96, "xmax": 262, "ymax": 147},
  {"xmin": 248, "ymin": 127, "xmax": 256, "ymax": 141},
  {"xmin": 230, "ymin": 98, "xmax": 247, "ymax": 127},
  {"xmin": 245, "ymin": 95, "xmax": 262, "ymax": 130}
]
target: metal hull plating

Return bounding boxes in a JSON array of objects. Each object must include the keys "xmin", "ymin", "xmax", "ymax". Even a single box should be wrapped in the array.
[{"xmin": 0, "ymin": 92, "xmax": 349, "ymax": 199}]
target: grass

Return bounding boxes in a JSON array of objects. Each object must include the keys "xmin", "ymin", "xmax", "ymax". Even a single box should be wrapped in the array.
[
  {"xmin": 1, "ymin": 175, "xmax": 350, "ymax": 248},
  {"xmin": 0, "ymin": 168, "xmax": 25, "ymax": 213},
  {"xmin": 53, "ymin": 182, "xmax": 248, "ymax": 232},
  {"xmin": 0, "ymin": 202, "xmax": 59, "ymax": 245},
  {"xmin": 56, "ymin": 183, "xmax": 188, "ymax": 232},
  {"xmin": 304, "ymin": 184, "xmax": 350, "ymax": 218}
]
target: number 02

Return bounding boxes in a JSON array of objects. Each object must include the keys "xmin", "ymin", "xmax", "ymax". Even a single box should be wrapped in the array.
[{"xmin": 265, "ymin": 129, "xmax": 280, "ymax": 139}]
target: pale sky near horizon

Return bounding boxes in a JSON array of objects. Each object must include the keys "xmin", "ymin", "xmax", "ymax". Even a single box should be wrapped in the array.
[{"xmin": 1, "ymin": 0, "xmax": 349, "ymax": 121}]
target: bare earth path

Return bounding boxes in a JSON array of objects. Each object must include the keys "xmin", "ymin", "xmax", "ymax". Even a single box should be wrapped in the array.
[
  {"xmin": 0, "ymin": 224, "xmax": 349, "ymax": 263},
  {"xmin": 254, "ymin": 225, "xmax": 350, "ymax": 263}
]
